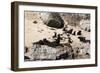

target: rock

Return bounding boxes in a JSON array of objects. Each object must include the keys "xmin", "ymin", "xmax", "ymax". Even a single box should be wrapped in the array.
[
  {"xmin": 26, "ymin": 45, "xmax": 58, "ymax": 60},
  {"xmin": 78, "ymin": 37, "xmax": 90, "ymax": 43},
  {"xmin": 88, "ymin": 29, "xmax": 91, "ymax": 32},
  {"xmin": 33, "ymin": 21, "xmax": 37, "ymax": 24},
  {"xmin": 63, "ymin": 27, "xmax": 67, "ymax": 31},
  {"xmin": 77, "ymin": 30, "xmax": 82, "ymax": 35},
  {"xmin": 25, "ymin": 47, "xmax": 28, "ymax": 53},
  {"xmin": 56, "ymin": 52, "xmax": 69, "ymax": 60},
  {"xmin": 24, "ymin": 56, "xmax": 30, "ymax": 59},
  {"xmin": 72, "ymin": 31, "xmax": 76, "ymax": 35},
  {"xmin": 41, "ymin": 13, "xmax": 64, "ymax": 28},
  {"xmin": 47, "ymin": 19, "xmax": 64, "ymax": 28},
  {"xmin": 55, "ymin": 34, "xmax": 61, "ymax": 45},
  {"xmin": 78, "ymin": 37, "xmax": 86, "ymax": 42},
  {"xmin": 67, "ymin": 29, "xmax": 73, "ymax": 34},
  {"xmin": 24, "ymin": 41, "xmax": 73, "ymax": 61},
  {"xmin": 33, "ymin": 34, "xmax": 63, "ymax": 47},
  {"xmin": 52, "ymin": 32, "xmax": 57, "ymax": 38},
  {"xmin": 85, "ymin": 53, "xmax": 90, "ymax": 56}
]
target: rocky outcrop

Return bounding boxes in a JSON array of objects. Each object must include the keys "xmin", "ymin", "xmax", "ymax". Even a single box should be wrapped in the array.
[
  {"xmin": 24, "ymin": 44, "xmax": 72, "ymax": 61},
  {"xmin": 25, "ymin": 42, "xmax": 90, "ymax": 61}
]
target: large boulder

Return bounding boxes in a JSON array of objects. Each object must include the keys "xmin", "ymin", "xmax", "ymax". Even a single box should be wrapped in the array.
[{"xmin": 41, "ymin": 12, "xmax": 64, "ymax": 28}]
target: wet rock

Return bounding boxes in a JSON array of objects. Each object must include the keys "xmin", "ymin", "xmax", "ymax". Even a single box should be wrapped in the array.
[{"xmin": 72, "ymin": 53, "xmax": 75, "ymax": 59}]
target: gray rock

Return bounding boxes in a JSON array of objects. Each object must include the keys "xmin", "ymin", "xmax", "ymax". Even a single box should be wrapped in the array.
[{"xmin": 41, "ymin": 13, "xmax": 64, "ymax": 28}]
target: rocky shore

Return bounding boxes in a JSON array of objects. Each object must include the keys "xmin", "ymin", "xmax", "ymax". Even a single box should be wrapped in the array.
[{"xmin": 24, "ymin": 12, "xmax": 90, "ymax": 61}]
